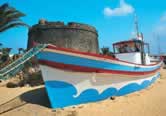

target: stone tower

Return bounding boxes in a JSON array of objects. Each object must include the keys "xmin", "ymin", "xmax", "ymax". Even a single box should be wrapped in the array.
[{"xmin": 28, "ymin": 20, "xmax": 99, "ymax": 53}]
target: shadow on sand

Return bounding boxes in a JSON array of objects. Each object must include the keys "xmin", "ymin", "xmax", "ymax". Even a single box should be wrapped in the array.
[{"xmin": 20, "ymin": 87, "xmax": 51, "ymax": 108}]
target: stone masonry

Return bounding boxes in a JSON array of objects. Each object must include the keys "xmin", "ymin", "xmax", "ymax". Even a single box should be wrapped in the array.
[{"xmin": 28, "ymin": 20, "xmax": 99, "ymax": 53}]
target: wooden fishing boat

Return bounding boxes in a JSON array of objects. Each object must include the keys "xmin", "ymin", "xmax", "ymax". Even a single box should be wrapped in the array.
[{"xmin": 36, "ymin": 38, "xmax": 162, "ymax": 109}]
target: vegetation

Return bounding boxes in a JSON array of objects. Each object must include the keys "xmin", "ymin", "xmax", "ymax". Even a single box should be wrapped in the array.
[
  {"xmin": 0, "ymin": 43, "xmax": 2, "ymax": 52},
  {"xmin": 101, "ymin": 47, "xmax": 115, "ymax": 57},
  {"xmin": 0, "ymin": 47, "xmax": 12, "ymax": 68},
  {"xmin": 18, "ymin": 48, "xmax": 26, "ymax": 54},
  {"xmin": 0, "ymin": 3, "xmax": 29, "ymax": 33},
  {"xmin": 0, "ymin": 3, "xmax": 29, "ymax": 68},
  {"xmin": 1, "ymin": 48, "xmax": 11, "ymax": 61},
  {"xmin": 0, "ymin": 4, "xmax": 42, "ymax": 86}
]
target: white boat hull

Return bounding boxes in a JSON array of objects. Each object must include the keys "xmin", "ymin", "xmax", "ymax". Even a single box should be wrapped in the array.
[{"xmin": 40, "ymin": 65, "xmax": 160, "ymax": 108}]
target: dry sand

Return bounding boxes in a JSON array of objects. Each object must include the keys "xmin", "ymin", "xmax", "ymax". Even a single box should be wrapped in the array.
[{"xmin": 0, "ymin": 69, "xmax": 166, "ymax": 116}]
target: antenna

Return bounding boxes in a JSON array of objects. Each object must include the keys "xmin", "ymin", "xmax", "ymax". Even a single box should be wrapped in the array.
[
  {"xmin": 154, "ymin": 33, "xmax": 161, "ymax": 55},
  {"xmin": 157, "ymin": 35, "xmax": 161, "ymax": 55},
  {"xmin": 134, "ymin": 13, "xmax": 139, "ymax": 38}
]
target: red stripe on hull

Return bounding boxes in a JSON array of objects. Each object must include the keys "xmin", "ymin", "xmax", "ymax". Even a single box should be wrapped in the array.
[
  {"xmin": 38, "ymin": 60, "xmax": 160, "ymax": 76},
  {"xmin": 46, "ymin": 45, "xmax": 161, "ymax": 66}
]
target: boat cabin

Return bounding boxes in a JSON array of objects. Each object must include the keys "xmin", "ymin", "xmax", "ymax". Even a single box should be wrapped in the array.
[{"xmin": 113, "ymin": 39, "xmax": 151, "ymax": 65}]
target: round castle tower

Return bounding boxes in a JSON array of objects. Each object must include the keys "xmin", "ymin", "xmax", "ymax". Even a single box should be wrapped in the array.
[{"xmin": 28, "ymin": 20, "xmax": 99, "ymax": 53}]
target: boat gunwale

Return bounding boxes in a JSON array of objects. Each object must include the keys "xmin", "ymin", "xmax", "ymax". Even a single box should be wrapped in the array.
[
  {"xmin": 38, "ymin": 59, "xmax": 161, "ymax": 76},
  {"xmin": 46, "ymin": 44, "xmax": 162, "ymax": 67}
]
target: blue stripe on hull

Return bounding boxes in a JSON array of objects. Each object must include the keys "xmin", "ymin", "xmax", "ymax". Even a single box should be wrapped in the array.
[
  {"xmin": 37, "ymin": 52, "xmax": 160, "ymax": 72},
  {"xmin": 45, "ymin": 73, "xmax": 160, "ymax": 109}
]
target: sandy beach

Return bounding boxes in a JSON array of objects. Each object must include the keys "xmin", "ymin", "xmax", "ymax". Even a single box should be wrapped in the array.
[{"xmin": 0, "ymin": 68, "xmax": 166, "ymax": 116}]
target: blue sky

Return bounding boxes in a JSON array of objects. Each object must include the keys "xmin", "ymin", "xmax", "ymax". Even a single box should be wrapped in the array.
[{"xmin": 0, "ymin": 0, "xmax": 166, "ymax": 54}]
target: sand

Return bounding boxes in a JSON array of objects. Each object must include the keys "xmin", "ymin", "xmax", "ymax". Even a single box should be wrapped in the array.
[{"xmin": 0, "ymin": 69, "xmax": 166, "ymax": 116}]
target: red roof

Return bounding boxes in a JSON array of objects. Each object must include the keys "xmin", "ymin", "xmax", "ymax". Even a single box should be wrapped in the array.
[{"xmin": 113, "ymin": 39, "xmax": 142, "ymax": 46}]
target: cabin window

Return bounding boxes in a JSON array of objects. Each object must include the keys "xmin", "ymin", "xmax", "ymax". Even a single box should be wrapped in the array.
[
  {"xmin": 135, "ymin": 42, "xmax": 141, "ymax": 52},
  {"xmin": 114, "ymin": 42, "xmax": 141, "ymax": 54}
]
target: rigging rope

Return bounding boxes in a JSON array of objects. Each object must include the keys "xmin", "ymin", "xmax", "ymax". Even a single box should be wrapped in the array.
[{"xmin": 0, "ymin": 44, "xmax": 47, "ymax": 80}]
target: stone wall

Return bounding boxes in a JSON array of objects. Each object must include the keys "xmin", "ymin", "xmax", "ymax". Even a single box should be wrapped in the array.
[{"xmin": 28, "ymin": 20, "xmax": 99, "ymax": 53}]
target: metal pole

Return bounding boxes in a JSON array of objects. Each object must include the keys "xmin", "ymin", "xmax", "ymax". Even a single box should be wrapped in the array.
[{"xmin": 157, "ymin": 35, "xmax": 161, "ymax": 56}]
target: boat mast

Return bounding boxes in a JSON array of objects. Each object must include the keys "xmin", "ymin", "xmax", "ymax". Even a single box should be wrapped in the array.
[{"xmin": 134, "ymin": 13, "xmax": 145, "ymax": 64}]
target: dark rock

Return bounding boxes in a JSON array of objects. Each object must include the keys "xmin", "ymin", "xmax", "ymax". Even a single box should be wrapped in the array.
[
  {"xmin": 110, "ymin": 96, "xmax": 116, "ymax": 100},
  {"xmin": 6, "ymin": 82, "xmax": 18, "ymax": 88}
]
